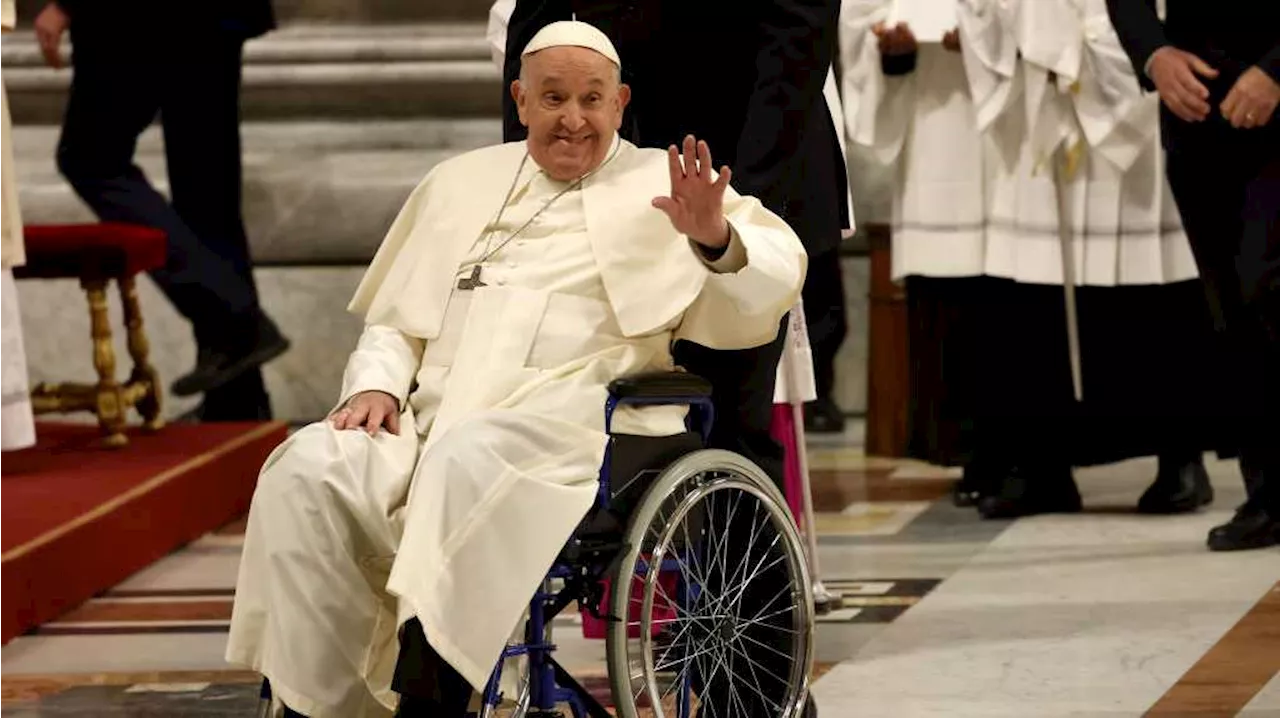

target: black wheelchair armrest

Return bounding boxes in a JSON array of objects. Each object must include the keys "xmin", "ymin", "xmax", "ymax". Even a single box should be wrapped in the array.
[{"xmin": 608, "ymin": 371, "xmax": 713, "ymax": 400}]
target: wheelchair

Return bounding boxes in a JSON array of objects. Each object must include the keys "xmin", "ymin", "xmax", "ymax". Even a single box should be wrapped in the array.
[{"xmin": 262, "ymin": 371, "xmax": 815, "ymax": 718}]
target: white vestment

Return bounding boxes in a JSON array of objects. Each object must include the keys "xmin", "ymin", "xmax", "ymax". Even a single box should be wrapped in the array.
[
  {"xmin": 840, "ymin": 0, "xmax": 996, "ymax": 280},
  {"xmin": 226, "ymin": 139, "xmax": 805, "ymax": 717},
  {"xmin": 841, "ymin": 0, "xmax": 1196, "ymax": 286},
  {"xmin": 977, "ymin": 0, "xmax": 1197, "ymax": 286}
]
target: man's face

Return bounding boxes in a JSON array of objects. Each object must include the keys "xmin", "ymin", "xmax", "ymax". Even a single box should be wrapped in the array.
[{"xmin": 513, "ymin": 46, "xmax": 631, "ymax": 181}]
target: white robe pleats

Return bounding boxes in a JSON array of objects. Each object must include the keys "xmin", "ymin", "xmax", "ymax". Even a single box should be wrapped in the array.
[{"xmin": 839, "ymin": 0, "xmax": 1198, "ymax": 286}]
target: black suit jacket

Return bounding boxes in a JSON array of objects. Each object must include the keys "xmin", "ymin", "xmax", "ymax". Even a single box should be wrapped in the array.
[
  {"xmin": 58, "ymin": 0, "xmax": 275, "ymax": 39},
  {"xmin": 503, "ymin": 0, "xmax": 847, "ymax": 256},
  {"xmin": 1106, "ymin": 0, "xmax": 1279, "ymax": 152}
]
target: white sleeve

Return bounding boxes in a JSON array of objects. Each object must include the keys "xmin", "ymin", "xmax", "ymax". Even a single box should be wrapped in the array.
[
  {"xmin": 1073, "ymin": 1, "xmax": 1157, "ymax": 172},
  {"xmin": 838, "ymin": 0, "xmax": 912, "ymax": 158},
  {"xmin": 956, "ymin": 0, "xmax": 1020, "ymax": 132},
  {"xmin": 335, "ymin": 325, "xmax": 427, "ymax": 413}
]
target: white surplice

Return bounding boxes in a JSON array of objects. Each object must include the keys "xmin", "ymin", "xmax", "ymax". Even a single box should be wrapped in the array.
[
  {"xmin": 841, "ymin": 0, "xmax": 1195, "ymax": 286},
  {"xmin": 839, "ymin": 0, "xmax": 995, "ymax": 280},
  {"xmin": 226, "ymin": 139, "xmax": 805, "ymax": 718},
  {"xmin": 977, "ymin": 0, "xmax": 1197, "ymax": 286}
]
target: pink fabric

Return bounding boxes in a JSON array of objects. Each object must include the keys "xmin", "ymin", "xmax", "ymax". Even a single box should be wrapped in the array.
[
  {"xmin": 581, "ymin": 562, "xmax": 679, "ymax": 640},
  {"xmin": 771, "ymin": 404, "xmax": 805, "ymax": 525}
]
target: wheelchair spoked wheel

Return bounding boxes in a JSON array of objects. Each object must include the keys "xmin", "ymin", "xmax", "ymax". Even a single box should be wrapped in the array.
[{"xmin": 605, "ymin": 450, "xmax": 814, "ymax": 718}]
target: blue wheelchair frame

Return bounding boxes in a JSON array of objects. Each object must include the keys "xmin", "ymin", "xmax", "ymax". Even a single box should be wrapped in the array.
[{"xmin": 479, "ymin": 387, "xmax": 716, "ymax": 717}]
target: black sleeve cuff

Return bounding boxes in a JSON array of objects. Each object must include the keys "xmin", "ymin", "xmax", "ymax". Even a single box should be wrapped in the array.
[{"xmin": 881, "ymin": 51, "xmax": 918, "ymax": 77}]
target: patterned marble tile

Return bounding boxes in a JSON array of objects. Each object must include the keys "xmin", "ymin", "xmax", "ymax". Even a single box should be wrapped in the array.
[
  {"xmin": 1146, "ymin": 582, "xmax": 1280, "ymax": 717},
  {"xmin": 1240, "ymin": 671, "xmax": 1280, "ymax": 717},
  {"xmin": 811, "ymin": 457, "xmax": 1280, "ymax": 717},
  {"xmin": 815, "ymin": 501, "xmax": 933, "ymax": 537}
]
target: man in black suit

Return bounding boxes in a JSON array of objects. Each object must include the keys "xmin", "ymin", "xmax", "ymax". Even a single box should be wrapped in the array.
[
  {"xmin": 1107, "ymin": 0, "xmax": 1279, "ymax": 551},
  {"xmin": 33, "ymin": 0, "xmax": 287, "ymax": 421}
]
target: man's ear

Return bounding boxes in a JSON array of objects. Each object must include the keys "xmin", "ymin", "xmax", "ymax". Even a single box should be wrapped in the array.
[
  {"xmin": 512, "ymin": 79, "xmax": 529, "ymax": 126},
  {"xmin": 615, "ymin": 83, "xmax": 632, "ymax": 127}
]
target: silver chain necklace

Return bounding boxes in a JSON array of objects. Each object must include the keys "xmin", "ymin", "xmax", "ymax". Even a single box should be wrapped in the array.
[{"xmin": 457, "ymin": 136, "xmax": 622, "ymax": 291}]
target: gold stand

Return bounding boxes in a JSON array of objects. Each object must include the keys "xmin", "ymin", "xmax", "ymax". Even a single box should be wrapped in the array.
[{"xmin": 30, "ymin": 275, "xmax": 165, "ymax": 447}]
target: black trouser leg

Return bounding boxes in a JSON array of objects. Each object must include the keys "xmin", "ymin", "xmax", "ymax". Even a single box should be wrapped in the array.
[
  {"xmin": 673, "ymin": 316, "xmax": 789, "ymax": 486},
  {"xmin": 801, "ymin": 248, "xmax": 848, "ymax": 402},
  {"xmin": 56, "ymin": 32, "xmax": 260, "ymax": 337},
  {"xmin": 158, "ymin": 34, "xmax": 273, "ymax": 418},
  {"xmin": 1167, "ymin": 148, "xmax": 1280, "ymax": 513},
  {"xmin": 392, "ymin": 618, "xmax": 475, "ymax": 717}
]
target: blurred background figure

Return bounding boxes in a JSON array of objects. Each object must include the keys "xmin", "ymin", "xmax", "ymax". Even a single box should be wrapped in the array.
[
  {"xmin": 1108, "ymin": 0, "xmax": 1280, "ymax": 550},
  {"xmin": 2, "ymin": 0, "xmax": 36, "ymax": 451},
  {"xmin": 840, "ymin": 0, "xmax": 1229, "ymax": 520},
  {"xmin": 32, "ymin": 0, "xmax": 287, "ymax": 421}
]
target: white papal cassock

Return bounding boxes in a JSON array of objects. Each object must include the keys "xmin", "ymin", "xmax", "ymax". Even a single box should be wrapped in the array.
[
  {"xmin": 226, "ymin": 139, "xmax": 806, "ymax": 717},
  {"xmin": 840, "ymin": 0, "xmax": 1196, "ymax": 287}
]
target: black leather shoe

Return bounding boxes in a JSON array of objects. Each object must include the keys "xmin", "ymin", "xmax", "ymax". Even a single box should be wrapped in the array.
[
  {"xmin": 803, "ymin": 397, "xmax": 846, "ymax": 434},
  {"xmin": 1207, "ymin": 506, "xmax": 1280, "ymax": 551},
  {"xmin": 172, "ymin": 315, "xmax": 290, "ymax": 397},
  {"xmin": 1138, "ymin": 457, "xmax": 1214, "ymax": 514},
  {"xmin": 952, "ymin": 462, "xmax": 998, "ymax": 507},
  {"xmin": 394, "ymin": 695, "xmax": 478, "ymax": 717},
  {"xmin": 978, "ymin": 466, "xmax": 1082, "ymax": 520}
]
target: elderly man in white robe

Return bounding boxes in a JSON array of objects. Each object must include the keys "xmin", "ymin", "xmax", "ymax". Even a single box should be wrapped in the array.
[{"xmin": 225, "ymin": 21, "xmax": 806, "ymax": 718}]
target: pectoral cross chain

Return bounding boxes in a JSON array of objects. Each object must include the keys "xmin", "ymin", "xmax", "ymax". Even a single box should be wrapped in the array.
[{"xmin": 457, "ymin": 265, "xmax": 486, "ymax": 291}]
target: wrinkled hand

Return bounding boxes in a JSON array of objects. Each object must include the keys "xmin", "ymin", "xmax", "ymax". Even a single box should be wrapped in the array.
[
  {"xmin": 652, "ymin": 135, "xmax": 732, "ymax": 249},
  {"xmin": 34, "ymin": 2, "xmax": 69, "ymax": 69},
  {"xmin": 330, "ymin": 390, "xmax": 400, "ymax": 435},
  {"xmin": 942, "ymin": 27, "xmax": 961, "ymax": 53},
  {"xmin": 1221, "ymin": 66, "xmax": 1280, "ymax": 129},
  {"xmin": 872, "ymin": 22, "xmax": 918, "ymax": 56},
  {"xmin": 1148, "ymin": 46, "xmax": 1219, "ymax": 122}
]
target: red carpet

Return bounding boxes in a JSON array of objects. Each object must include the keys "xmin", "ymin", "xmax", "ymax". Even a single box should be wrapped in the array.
[{"xmin": 1, "ymin": 421, "xmax": 287, "ymax": 643}]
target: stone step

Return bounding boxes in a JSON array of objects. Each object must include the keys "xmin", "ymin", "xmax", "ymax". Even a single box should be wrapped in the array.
[
  {"xmin": 11, "ymin": 118, "xmax": 503, "ymax": 265},
  {"xmin": 12, "ymin": 0, "xmax": 488, "ymax": 25},
  {"xmin": 2, "ymin": 23, "xmax": 503, "ymax": 124}
]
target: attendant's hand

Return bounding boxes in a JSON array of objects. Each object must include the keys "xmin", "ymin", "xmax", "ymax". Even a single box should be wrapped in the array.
[
  {"xmin": 1221, "ymin": 66, "xmax": 1280, "ymax": 129},
  {"xmin": 942, "ymin": 27, "xmax": 961, "ymax": 53},
  {"xmin": 34, "ymin": 2, "xmax": 69, "ymax": 69},
  {"xmin": 1147, "ymin": 46, "xmax": 1218, "ymax": 123},
  {"xmin": 653, "ymin": 135, "xmax": 732, "ymax": 250},
  {"xmin": 872, "ymin": 22, "xmax": 918, "ymax": 56},
  {"xmin": 331, "ymin": 391, "xmax": 400, "ymax": 435}
]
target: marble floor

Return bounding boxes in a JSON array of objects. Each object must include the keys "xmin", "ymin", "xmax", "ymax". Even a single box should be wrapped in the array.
[{"xmin": 3, "ymin": 424, "xmax": 1278, "ymax": 716}]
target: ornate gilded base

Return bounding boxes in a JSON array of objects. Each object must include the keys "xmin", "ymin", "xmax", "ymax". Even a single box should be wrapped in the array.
[{"xmin": 30, "ymin": 276, "xmax": 164, "ymax": 448}]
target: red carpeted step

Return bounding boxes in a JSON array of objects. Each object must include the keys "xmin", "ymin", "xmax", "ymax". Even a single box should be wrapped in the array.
[{"xmin": 1, "ymin": 421, "xmax": 287, "ymax": 643}]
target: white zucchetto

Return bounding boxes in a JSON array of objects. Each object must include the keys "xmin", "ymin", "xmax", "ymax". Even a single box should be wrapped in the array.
[{"xmin": 521, "ymin": 20, "xmax": 621, "ymax": 69}]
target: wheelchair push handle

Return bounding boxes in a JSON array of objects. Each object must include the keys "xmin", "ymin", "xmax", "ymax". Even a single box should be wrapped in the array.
[{"xmin": 606, "ymin": 371, "xmax": 712, "ymax": 400}]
